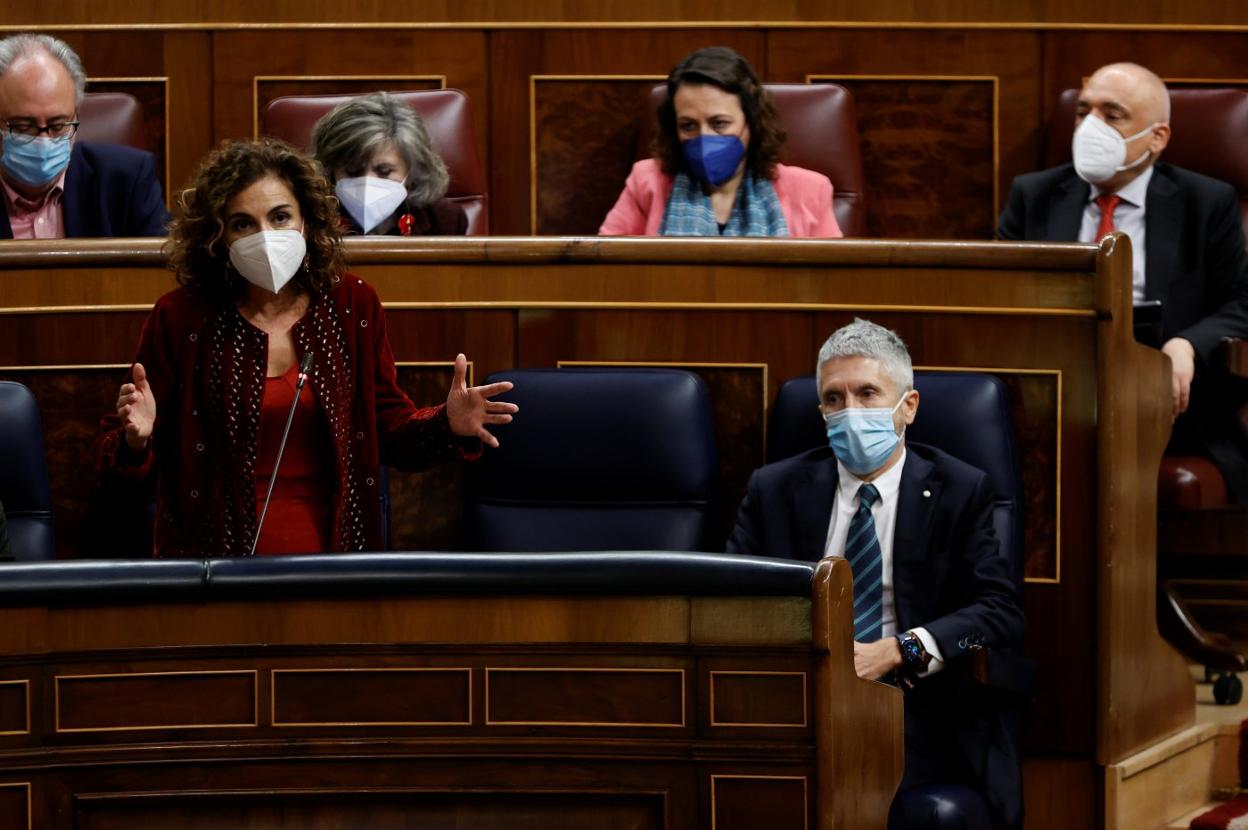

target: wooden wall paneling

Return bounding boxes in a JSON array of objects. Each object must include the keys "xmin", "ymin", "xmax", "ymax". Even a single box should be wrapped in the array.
[
  {"xmin": 489, "ymin": 29, "xmax": 765, "ymax": 234},
  {"xmin": 162, "ymin": 31, "xmax": 214, "ymax": 199},
  {"xmin": 1022, "ymin": 758, "xmax": 1097, "ymax": 830},
  {"xmin": 210, "ymin": 30, "xmax": 489, "ymax": 162},
  {"xmin": 0, "ymin": 782, "xmax": 30, "ymax": 830},
  {"xmin": 767, "ymin": 29, "xmax": 1043, "ymax": 239},
  {"xmin": 710, "ymin": 774, "xmax": 809, "ymax": 830},
  {"xmin": 254, "ymin": 77, "xmax": 444, "ymax": 141}
]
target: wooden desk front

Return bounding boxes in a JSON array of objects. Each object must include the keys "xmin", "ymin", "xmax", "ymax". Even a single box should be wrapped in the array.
[{"xmin": 0, "ymin": 236, "xmax": 1192, "ymax": 829}]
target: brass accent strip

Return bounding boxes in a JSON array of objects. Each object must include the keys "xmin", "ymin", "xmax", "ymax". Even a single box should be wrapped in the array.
[
  {"xmin": 252, "ymin": 74, "xmax": 448, "ymax": 140},
  {"xmin": 0, "ymin": 301, "xmax": 1098, "ymax": 317},
  {"xmin": 54, "ymin": 669, "xmax": 260, "ymax": 733},
  {"xmin": 529, "ymin": 74, "xmax": 667, "ymax": 235},
  {"xmin": 6, "ymin": 22, "xmax": 1248, "ymax": 33},
  {"xmin": 708, "ymin": 670, "xmax": 808, "ymax": 728},
  {"xmin": 914, "ymin": 365, "xmax": 1063, "ymax": 585},
  {"xmin": 484, "ymin": 666, "xmax": 686, "ymax": 727},
  {"xmin": 271, "ymin": 667, "xmax": 473, "ymax": 727},
  {"xmin": 710, "ymin": 774, "xmax": 809, "ymax": 830},
  {"xmin": 0, "ymin": 781, "xmax": 31, "ymax": 830},
  {"xmin": 808, "ymin": 73, "xmax": 1000, "ymax": 233},
  {"xmin": 0, "ymin": 680, "xmax": 31, "ymax": 737},
  {"xmin": 88, "ymin": 76, "xmax": 172, "ymax": 211}
]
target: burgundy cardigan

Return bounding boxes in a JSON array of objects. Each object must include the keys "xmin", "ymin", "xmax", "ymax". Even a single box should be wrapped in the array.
[{"xmin": 95, "ymin": 274, "xmax": 471, "ymax": 557}]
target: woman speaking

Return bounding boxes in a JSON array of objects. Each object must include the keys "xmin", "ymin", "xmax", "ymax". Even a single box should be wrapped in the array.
[{"xmin": 95, "ymin": 139, "xmax": 515, "ymax": 557}]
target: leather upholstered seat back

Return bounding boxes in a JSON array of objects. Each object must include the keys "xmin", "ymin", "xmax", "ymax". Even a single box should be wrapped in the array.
[
  {"xmin": 262, "ymin": 89, "xmax": 490, "ymax": 235},
  {"xmin": 466, "ymin": 369, "xmax": 718, "ymax": 552},
  {"xmin": 0, "ymin": 382, "xmax": 54, "ymax": 561}
]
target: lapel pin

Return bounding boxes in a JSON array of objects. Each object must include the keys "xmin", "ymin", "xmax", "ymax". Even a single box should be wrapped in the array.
[{"xmin": 922, "ymin": 489, "xmax": 932, "ymax": 498}]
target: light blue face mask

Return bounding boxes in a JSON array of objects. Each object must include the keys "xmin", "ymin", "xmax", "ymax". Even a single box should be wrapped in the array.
[
  {"xmin": 823, "ymin": 396, "xmax": 907, "ymax": 476},
  {"xmin": 1, "ymin": 134, "xmax": 73, "ymax": 189}
]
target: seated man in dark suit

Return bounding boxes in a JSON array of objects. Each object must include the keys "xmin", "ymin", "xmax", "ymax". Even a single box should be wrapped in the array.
[
  {"xmin": 999, "ymin": 62, "xmax": 1248, "ymax": 500},
  {"xmin": 727, "ymin": 319, "xmax": 1025, "ymax": 828},
  {"xmin": 0, "ymin": 34, "xmax": 168, "ymax": 239}
]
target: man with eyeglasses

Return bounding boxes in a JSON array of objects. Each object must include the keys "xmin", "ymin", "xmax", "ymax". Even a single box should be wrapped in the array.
[{"xmin": 0, "ymin": 34, "xmax": 168, "ymax": 239}]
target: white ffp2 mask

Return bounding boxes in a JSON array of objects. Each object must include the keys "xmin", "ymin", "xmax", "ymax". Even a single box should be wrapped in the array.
[
  {"xmin": 335, "ymin": 176, "xmax": 408, "ymax": 234},
  {"xmin": 1071, "ymin": 115, "xmax": 1159, "ymax": 184},
  {"xmin": 228, "ymin": 229, "xmax": 307, "ymax": 294}
]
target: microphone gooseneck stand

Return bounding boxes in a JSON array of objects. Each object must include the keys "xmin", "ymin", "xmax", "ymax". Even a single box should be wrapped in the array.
[{"xmin": 249, "ymin": 351, "xmax": 314, "ymax": 556}]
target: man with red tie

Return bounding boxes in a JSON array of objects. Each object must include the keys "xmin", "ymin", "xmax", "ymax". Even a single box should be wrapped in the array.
[{"xmin": 999, "ymin": 62, "xmax": 1248, "ymax": 501}]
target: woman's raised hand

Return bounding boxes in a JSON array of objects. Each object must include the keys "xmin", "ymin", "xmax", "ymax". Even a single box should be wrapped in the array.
[
  {"xmin": 445, "ymin": 353, "xmax": 518, "ymax": 449},
  {"xmin": 116, "ymin": 362, "xmax": 156, "ymax": 452}
]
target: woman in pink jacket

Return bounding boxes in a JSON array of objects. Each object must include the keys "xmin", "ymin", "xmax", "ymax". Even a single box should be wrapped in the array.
[{"xmin": 600, "ymin": 47, "xmax": 842, "ymax": 239}]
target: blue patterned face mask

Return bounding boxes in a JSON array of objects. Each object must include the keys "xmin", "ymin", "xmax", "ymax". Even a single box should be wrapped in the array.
[
  {"xmin": 681, "ymin": 134, "xmax": 745, "ymax": 188},
  {"xmin": 1, "ymin": 134, "xmax": 72, "ymax": 188},
  {"xmin": 824, "ymin": 396, "xmax": 907, "ymax": 475}
]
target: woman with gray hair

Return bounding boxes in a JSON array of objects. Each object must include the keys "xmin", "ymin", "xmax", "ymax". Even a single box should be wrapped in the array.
[{"xmin": 311, "ymin": 92, "xmax": 467, "ymax": 236}]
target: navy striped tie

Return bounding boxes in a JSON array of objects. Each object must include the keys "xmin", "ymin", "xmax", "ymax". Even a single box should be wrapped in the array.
[{"xmin": 846, "ymin": 483, "xmax": 884, "ymax": 641}]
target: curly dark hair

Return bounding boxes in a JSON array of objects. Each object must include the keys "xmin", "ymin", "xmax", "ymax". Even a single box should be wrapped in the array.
[
  {"xmin": 167, "ymin": 139, "xmax": 344, "ymax": 304},
  {"xmin": 652, "ymin": 46, "xmax": 786, "ymax": 181}
]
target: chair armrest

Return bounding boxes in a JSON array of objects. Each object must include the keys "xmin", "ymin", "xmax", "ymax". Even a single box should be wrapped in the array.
[
  {"xmin": 1215, "ymin": 337, "xmax": 1248, "ymax": 378},
  {"xmin": 967, "ymin": 646, "xmax": 1037, "ymax": 700},
  {"xmin": 1157, "ymin": 580, "xmax": 1248, "ymax": 672}
]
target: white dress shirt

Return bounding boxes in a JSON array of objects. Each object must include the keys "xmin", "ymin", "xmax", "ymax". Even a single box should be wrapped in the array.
[
  {"xmin": 824, "ymin": 447, "xmax": 945, "ymax": 674},
  {"xmin": 1079, "ymin": 165, "xmax": 1153, "ymax": 303}
]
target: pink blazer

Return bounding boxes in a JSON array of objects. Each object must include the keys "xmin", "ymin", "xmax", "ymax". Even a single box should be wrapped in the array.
[{"xmin": 599, "ymin": 159, "xmax": 843, "ymax": 238}]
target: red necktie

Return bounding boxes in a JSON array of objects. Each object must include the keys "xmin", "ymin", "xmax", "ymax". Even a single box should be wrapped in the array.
[{"xmin": 1095, "ymin": 194, "xmax": 1120, "ymax": 240}]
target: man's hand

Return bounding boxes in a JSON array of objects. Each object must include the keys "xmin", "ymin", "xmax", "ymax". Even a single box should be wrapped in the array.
[
  {"xmin": 854, "ymin": 637, "xmax": 903, "ymax": 681},
  {"xmin": 445, "ymin": 353, "xmax": 518, "ymax": 449},
  {"xmin": 1162, "ymin": 337, "xmax": 1196, "ymax": 420}
]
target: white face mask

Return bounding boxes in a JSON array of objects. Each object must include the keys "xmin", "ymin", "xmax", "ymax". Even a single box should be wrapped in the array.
[
  {"xmin": 1071, "ymin": 114, "xmax": 1159, "ymax": 184},
  {"xmin": 228, "ymin": 229, "xmax": 307, "ymax": 295},
  {"xmin": 335, "ymin": 176, "xmax": 408, "ymax": 234}
]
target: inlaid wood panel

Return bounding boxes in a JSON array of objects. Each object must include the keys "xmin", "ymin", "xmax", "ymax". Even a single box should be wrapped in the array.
[
  {"xmin": 532, "ymin": 77, "xmax": 660, "ymax": 235},
  {"xmin": 272, "ymin": 668, "xmax": 472, "ymax": 726},
  {"xmin": 486, "ymin": 668, "xmax": 686, "ymax": 727},
  {"xmin": 813, "ymin": 77, "xmax": 997, "ymax": 239},
  {"xmin": 710, "ymin": 775, "xmax": 807, "ymax": 830},
  {"xmin": 56, "ymin": 670, "xmax": 257, "ymax": 732},
  {"xmin": 0, "ymin": 682, "xmax": 29, "ymax": 736},
  {"xmin": 0, "ymin": 783, "xmax": 29, "ymax": 830},
  {"xmin": 709, "ymin": 671, "xmax": 807, "ymax": 728}
]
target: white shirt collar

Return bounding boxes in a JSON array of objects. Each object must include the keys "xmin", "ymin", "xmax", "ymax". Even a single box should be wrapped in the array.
[
  {"xmin": 1091, "ymin": 164, "xmax": 1153, "ymax": 208},
  {"xmin": 835, "ymin": 446, "xmax": 907, "ymax": 505}
]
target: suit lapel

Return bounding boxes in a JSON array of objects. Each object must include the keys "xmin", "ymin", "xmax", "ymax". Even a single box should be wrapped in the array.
[
  {"xmin": 893, "ymin": 449, "xmax": 940, "ymax": 630},
  {"xmin": 793, "ymin": 454, "xmax": 838, "ymax": 562},
  {"xmin": 1144, "ymin": 165, "xmax": 1181, "ymax": 302},
  {"xmin": 1049, "ymin": 175, "xmax": 1089, "ymax": 241},
  {"xmin": 61, "ymin": 145, "xmax": 89, "ymax": 238}
]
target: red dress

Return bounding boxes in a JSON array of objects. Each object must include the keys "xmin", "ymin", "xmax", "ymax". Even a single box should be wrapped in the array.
[{"xmin": 253, "ymin": 363, "xmax": 331, "ymax": 555}]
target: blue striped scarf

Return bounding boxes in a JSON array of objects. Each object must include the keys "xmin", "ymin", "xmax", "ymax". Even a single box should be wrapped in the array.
[{"xmin": 658, "ymin": 171, "xmax": 789, "ymax": 237}]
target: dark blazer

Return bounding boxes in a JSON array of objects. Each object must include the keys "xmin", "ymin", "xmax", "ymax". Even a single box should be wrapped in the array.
[
  {"xmin": 727, "ymin": 442, "xmax": 1025, "ymax": 824},
  {"xmin": 997, "ymin": 161, "xmax": 1248, "ymax": 365},
  {"xmin": 0, "ymin": 141, "xmax": 169, "ymax": 239}
]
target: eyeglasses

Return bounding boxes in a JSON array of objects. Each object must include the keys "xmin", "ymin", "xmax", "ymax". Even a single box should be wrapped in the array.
[{"xmin": 3, "ymin": 119, "xmax": 80, "ymax": 145}]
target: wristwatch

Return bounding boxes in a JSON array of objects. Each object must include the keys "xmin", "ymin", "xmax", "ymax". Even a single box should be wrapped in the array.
[{"xmin": 895, "ymin": 630, "xmax": 932, "ymax": 673}]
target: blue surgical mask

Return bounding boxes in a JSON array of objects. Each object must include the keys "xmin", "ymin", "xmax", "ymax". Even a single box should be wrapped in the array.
[
  {"xmin": 1, "ymin": 134, "xmax": 72, "ymax": 189},
  {"xmin": 824, "ymin": 396, "xmax": 907, "ymax": 476},
  {"xmin": 682, "ymin": 134, "xmax": 746, "ymax": 188}
]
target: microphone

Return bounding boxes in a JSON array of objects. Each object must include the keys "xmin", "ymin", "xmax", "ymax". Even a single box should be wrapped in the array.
[{"xmin": 250, "ymin": 351, "xmax": 314, "ymax": 556}]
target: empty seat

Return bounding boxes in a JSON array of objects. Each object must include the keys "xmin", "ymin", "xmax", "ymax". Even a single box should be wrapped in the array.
[{"xmin": 465, "ymin": 369, "xmax": 717, "ymax": 552}]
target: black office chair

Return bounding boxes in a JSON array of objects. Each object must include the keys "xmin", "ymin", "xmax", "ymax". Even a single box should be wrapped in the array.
[
  {"xmin": 0, "ymin": 382, "xmax": 55, "ymax": 560},
  {"xmin": 768, "ymin": 371, "xmax": 1032, "ymax": 830},
  {"xmin": 465, "ymin": 368, "xmax": 717, "ymax": 552}
]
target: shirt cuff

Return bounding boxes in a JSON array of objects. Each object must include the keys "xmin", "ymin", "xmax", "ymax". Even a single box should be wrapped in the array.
[{"xmin": 910, "ymin": 626, "xmax": 945, "ymax": 677}]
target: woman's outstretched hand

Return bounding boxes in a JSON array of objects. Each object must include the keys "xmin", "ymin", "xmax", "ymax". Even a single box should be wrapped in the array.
[
  {"xmin": 445, "ymin": 353, "xmax": 517, "ymax": 448},
  {"xmin": 117, "ymin": 362, "xmax": 156, "ymax": 452}
]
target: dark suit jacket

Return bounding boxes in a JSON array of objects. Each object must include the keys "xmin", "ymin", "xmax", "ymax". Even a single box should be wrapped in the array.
[
  {"xmin": 0, "ymin": 141, "xmax": 169, "ymax": 239},
  {"xmin": 997, "ymin": 161, "xmax": 1248, "ymax": 366},
  {"xmin": 726, "ymin": 442, "xmax": 1026, "ymax": 824}
]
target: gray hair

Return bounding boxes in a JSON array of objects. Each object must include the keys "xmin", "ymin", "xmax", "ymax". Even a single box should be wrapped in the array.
[
  {"xmin": 311, "ymin": 92, "xmax": 450, "ymax": 208},
  {"xmin": 0, "ymin": 34, "xmax": 87, "ymax": 106},
  {"xmin": 816, "ymin": 318, "xmax": 914, "ymax": 394}
]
